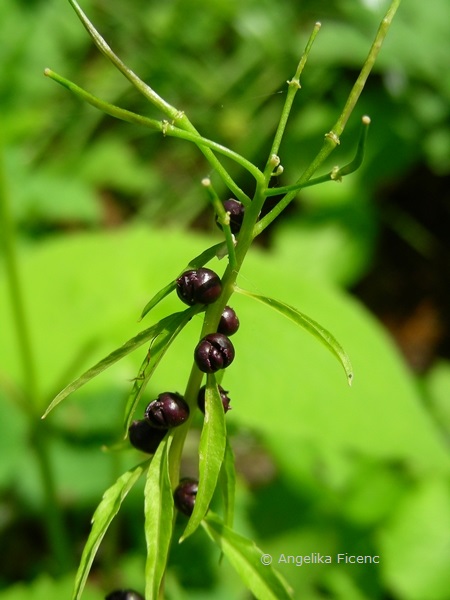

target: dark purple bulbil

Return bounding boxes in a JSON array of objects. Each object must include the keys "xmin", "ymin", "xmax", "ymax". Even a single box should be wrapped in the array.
[
  {"xmin": 128, "ymin": 419, "xmax": 167, "ymax": 454},
  {"xmin": 197, "ymin": 384, "xmax": 231, "ymax": 414},
  {"xmin": 174, "ymin": 478, "xmax": 198, "ymax": 516},
  {"xmin": 176, "ymin": 268, "xmax": 222, "ymax": 306},
  {"xmin": 145, "ymin": 392, "xmax": 190, "ymax": 429},
  {"xmin": 194, "ymin": 333, "xmax": 235, "ymax": 373},
  {"xmin": 105, "ymin": 590, "xmax": 144, "ymax": 600},
  {"xmin": 218, "ymin": 305, "xmax": 240, "ymax": 336},
  {"xmin": 217, "ymin": 198, "xmax": 245, "ymax": 234}
]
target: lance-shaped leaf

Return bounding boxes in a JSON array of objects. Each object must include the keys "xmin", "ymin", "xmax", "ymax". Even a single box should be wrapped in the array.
[
  {"xmin": 180, "ymin": 375, "xmax": 226, "ymax": 542},
  {"xmin": 72, "ymin": 462, "xmax": 147, "ymax": 600},
  {"xmin": 202, "ymin": 512, "xmax": 293, "ymax": 600},
  {"xmin": 139, "ymin": 241, "xmax": 226, "ymax": 321},
  {"xmin": 123, "ymin": 306, "xmax": 202, "ymax": 431},
  {"xmin": 42, "ymin": 307, "xmax": 199, "ymax": 419},
  {"xmin": 144, "ymin": 434, "xmax": 173, "ymax": 600},
  {"xmin": 219, "ymin": 437, "xmax": 236, "ymax": 530},
  {"xmin": 235, "ymin": 287, "xmax": 353, "ymax": 385}
]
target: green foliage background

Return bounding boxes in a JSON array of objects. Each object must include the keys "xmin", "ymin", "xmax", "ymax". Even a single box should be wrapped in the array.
[{"xmin": 0, "ymin": 0, "xmax": 449, "ymax": 598}]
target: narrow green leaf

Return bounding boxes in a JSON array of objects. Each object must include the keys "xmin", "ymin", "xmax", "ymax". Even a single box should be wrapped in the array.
[
  {"xmin": 235, "ymin": 287, "xmax": 353, "ymax": 385},
  {"xmin": 219, "ymin": 437, "xmax": 236, "ymax": 530},
  {"xmin": 180, "ymin": 375, "xmax": 226, "ymax": 542},
  {"xmin": 139, "ymin": 281, "xmax": 177, "ymax": 321},
  {"xmin": 187, "ymin": 241, "xmax": 227, "ymax": 269},
  {"xmin": 139, "ymin": 242, "xmax": 226, "ymax": 321},
  {"xmin": 144, "ymin": 434, "xmax": 174, "ymax": 600},
  {"xmin": 72, "ymin": 463, "xmax": 146, "ymax": 600},
  {"xmin": 123, "ymin": 306, "xmax": 201, "ymax": 432},
  {"xmin": 42, "ymin": 310, "xmax": 193, "ymax": 418},
  {"xmin": 202, "ymin": 512, "xmax": 294, "ymax": 600}
]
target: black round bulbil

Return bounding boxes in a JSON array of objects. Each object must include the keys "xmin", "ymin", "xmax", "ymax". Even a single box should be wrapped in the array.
[
  {"xmin": 194, "ymin": 333, "xmax": 235, "ymax": 373},
  {"xmin": 145, "ymin": 392, "xmax": 190, "ymax": 429},
  {"xmin": 197, "ymin": 384, "xmax": 231, "ymax": 414},
  {"xmin": 176, "ymin": 268, "xmax": 222, "ymax": 306},
  {"xmin": 217, "ymin": 198, "xmax": 245, "ymax": 234},
  {"xmin": 128, "ymin": 419, "xmax": 167, "ymax": 454},
  {"xmin": 174, "ymin": 478, "xmax": 199, "ymax": 516},
  {"xmin": 218, "ymin": 305, "xmax": 240, "ymax": 336}
]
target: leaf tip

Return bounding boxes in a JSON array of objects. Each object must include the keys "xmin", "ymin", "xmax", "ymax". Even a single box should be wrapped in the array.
[{"xmin": 347, "ymin": 372, "xmax": 354, "ymax": 386}]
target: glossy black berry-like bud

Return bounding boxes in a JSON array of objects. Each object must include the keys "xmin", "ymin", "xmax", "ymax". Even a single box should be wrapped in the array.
[
  {"xmin": 216, "ymin": 199, "xmax": 245, "ymax": 234},
  {"xmin": 128, "ymin": 420, "xmax": 167, "ymax": 454},
  {"xmin": 174, "ymin": 478, "xmax": 198, "ymax": 516},
  {"xmin": 194, "ymin": 333, "xmax": 235, "ymax": 373},
  {"xmin": 218, "ymin": 305, "xmax": 240, "ymax": 336},
  {"xmin": 105, "ymin": 591, "xmax": 144, "ymax": 600},
  {"xmin": 176, "ymin": 268, "xmax": 222, "ymax": 306},
  {"xmin": 145, "ymin": 392, "xmax": 189, "ymax": 429},
  {"xmin": 197, "ymin": 385, "xmax": 231, "ymax": 414}
]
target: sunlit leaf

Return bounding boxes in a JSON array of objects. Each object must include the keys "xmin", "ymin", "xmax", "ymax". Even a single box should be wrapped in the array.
[
  {"xmin": 123, "ymin": 306, "xmax": 201, "ymax": 432},
  {"xmin": 144, "ymin": 434, "xmax": 174, "ymax": 600},
  {"xmin": 180, "ymin": 375, "xmax": 226, "ymax": 542},
  {"xmin": 72, "ymin": 462, "xmax": 147, "ymax": 600},
  {"xmin": 202, "ymin": 512, "xmax": 293, "ymax": 600},
  {"xmin": 219, "ymin": 437, "xmax": 236, "ymax": 530},
  {"xmin": 235, "ymin": 286, "xmax": 353, "ymax": 385},
  {"xmin": 42, "ymin": 307, "xmax": 199, "ymax": 419}
]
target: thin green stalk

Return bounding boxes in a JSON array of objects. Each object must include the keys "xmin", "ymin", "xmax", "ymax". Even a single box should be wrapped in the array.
[
  {"xmin": 254, "ymin": 0, "xmax": 401, "ymax": 237},
  {"xmin": 332, "ymin": 0, "xmax": 401, "ymax": 137},
  {"xmin": 264, "ymin": 115, "xmax": 371, "ymax": 196},
  {"xmin": 0, "ymin": 143, "xmax": 72, "ymax": 572},
  {"xmin": 202, "ymin": 178, "xmax": 238, "ymax": 270},
  {"xmin": 264, "ymin": 21, "xmax": 321, "ymax": 176},
  {"xmin": 44, "ymin": 69, "xmax": 260, "ymax": 202},
  {"xmin": 66, "ymin": 0, "xmax": 262, "ymax": 203}
]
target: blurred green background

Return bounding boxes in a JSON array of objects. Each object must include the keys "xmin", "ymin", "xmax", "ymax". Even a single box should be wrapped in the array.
[{"xmin": 1, "ymin": 0, "xmax": 449, "ymax": 598}]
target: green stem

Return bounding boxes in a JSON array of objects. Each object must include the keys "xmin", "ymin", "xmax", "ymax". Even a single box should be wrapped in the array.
[
  {"xmin": 44, "ymin": 69, "xmax": 260, "ymax": 202},
  {"xmin": 264, "ymin": 114, "xmax": 371, "ymax": 196},
  {"xmin": 0, "ymin": 143, "xmax": 72, "ymax": 573},
  {"xmin": 264, "ymin": 21, "xmax": 321, "ymax": 175},
  {"xmin": 332, "ymin": 0, "xmax": 401, "ymax": 137},
  {"xmin": 66, "ymin": 0, "xmax": 261, "ymax": 203},
  {"xmin": 254, "ymin": 0, "xmax": 401, "ymax": 237}
]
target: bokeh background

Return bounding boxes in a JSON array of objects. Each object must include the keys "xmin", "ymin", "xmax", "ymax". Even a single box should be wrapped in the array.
[{"xmin": 1, "ymin": 0, "xmax": 449, "ymax": 598}]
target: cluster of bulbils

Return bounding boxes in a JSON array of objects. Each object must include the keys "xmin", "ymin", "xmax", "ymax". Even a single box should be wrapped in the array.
[
  {"xmin": 108, "ymin": 206, "xmax": 244, "ymax": 598},
  {"xmin": 126, "ymin": 200, "xmax": 243, "ymax": 531}
]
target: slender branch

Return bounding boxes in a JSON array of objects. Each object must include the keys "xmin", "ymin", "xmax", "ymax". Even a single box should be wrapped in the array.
[
  {"xmin": 66, "ymin": 0, "xmax": 260, "ymax": 203},
  {"xmin": 202, "ymin": 178, "xmax": 238, "ymax": 270},
  {"xmin": 264, "ymin": 115, "xmax": 371, "ymax": 196},
  {"xmin": 68, "ymin": 0, "xmax": 178, "ymax": 119},
  {"xmin": 264, "ymin": 21, "xmax": 321, "ymax": 176},
  {"xmin": 331, "ymin": 0, "xmax": 401, "ymax": 137},
  {"xmin": 254, "ymin": 0, "xmax": 401, "ymax": 237},
  {"xmin": 44, "ymin": 69, "xmax": 260, "ymax": 197}
]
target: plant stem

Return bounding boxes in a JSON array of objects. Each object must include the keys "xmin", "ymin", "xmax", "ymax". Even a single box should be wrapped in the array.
[
  {"xmin": 168, "ymin": 0, "xmax": 402, "ymax": 501},
  {"xmin": 332, "ymin": 0, "xmax": 401, "ymax": 137},
  {"xmin": 0, "ymin": 144, "xmax": 72, "ymax": 573},
  {"xmin": 265, "ymin": 21, "xmax": 321, "ymax": 174},
  {"xmin": 254, "ymin": 0, "xmax": 401, "ymax": 237}
]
